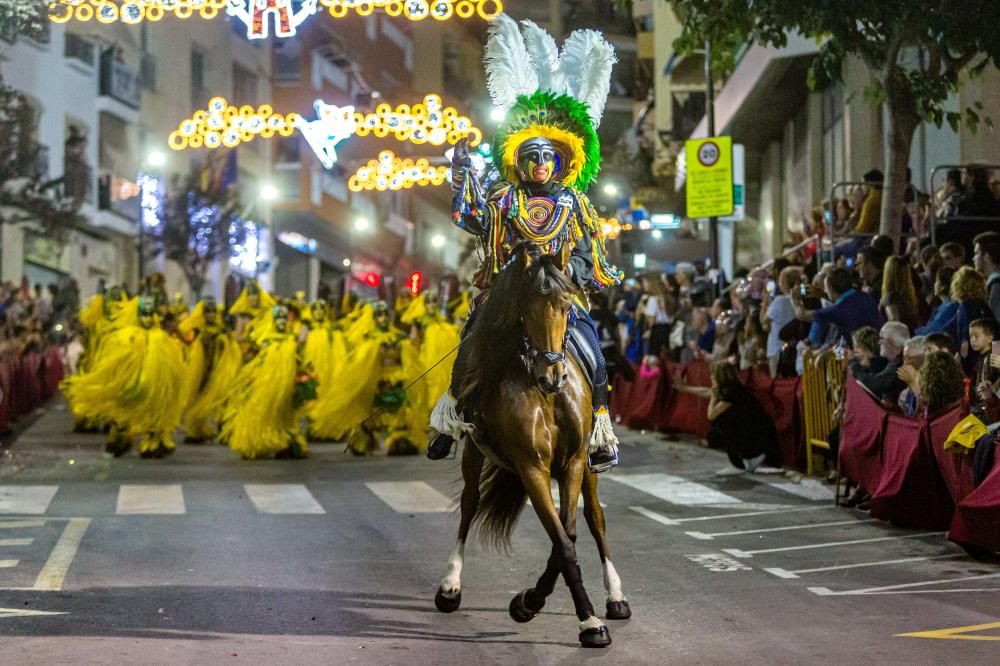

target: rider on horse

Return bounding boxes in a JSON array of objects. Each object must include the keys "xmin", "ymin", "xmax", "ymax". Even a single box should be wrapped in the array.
[{"xmin": 426, "ymin": 35, "xmax": 624, "ymax": 472}]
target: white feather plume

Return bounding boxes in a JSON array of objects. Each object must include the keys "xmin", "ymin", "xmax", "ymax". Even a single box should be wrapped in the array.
[
  {"xmin": 558, "ymin": 29, "xmax": 617, "ymax": 127},
  {"xmin": 484, "ymin": 14, "xmax": 539, "ymax": 111},
  {"xmin": 519, "ymin": 20, "xmax": 567, "ymax": 96}
]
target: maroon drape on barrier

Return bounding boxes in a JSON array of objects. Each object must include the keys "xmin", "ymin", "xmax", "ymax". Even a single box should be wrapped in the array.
[
  {"xmin": 624, "ymin": 366, "xmax": 668, "ymax": 430},
  {"xmin": 745, "ymin": 368, "xmax": 803, "ymax": 469},
  {"xmin": 927, "ymin": 405, "xmax": 975, "ymax": 504},
  {"xmin": 949, "ymin": 448, "xmax": 1000, "ymax": 553},
  {"xmin": 42, "ymin": 347, "xmax": 64, "ymax": 400},
  {"xmin": 658, "ymin": 361, "xmax": 710, "ymax": 439},
  {"xmin": 840, "ymin": 379, "xmax": 888, "ymax": 493},
  {"xmin": 871, "ymin": 413, "xmax": 956, "ymax": 530},
  {"xmin": 0, "ymin": 359, "xmax": 9, "ymax": 432}
]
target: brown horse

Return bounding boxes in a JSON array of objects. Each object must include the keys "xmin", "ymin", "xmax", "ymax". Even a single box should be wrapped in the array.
[{"xmin": 433, "ymin": 244, "xmax": 630, "ymax": 648}]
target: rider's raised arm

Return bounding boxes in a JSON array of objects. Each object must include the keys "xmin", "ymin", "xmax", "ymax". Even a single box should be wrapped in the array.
[{"xmin": 450, "ymin": 139, "xmax": 492, "ymax": 236}]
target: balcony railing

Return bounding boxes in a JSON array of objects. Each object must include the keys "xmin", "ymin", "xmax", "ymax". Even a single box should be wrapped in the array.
[
  {"xmin": 99, "ymin": 51, "xmax": 141, "ymax": 110},
  {"xmin": 64, "ymin": 33, "xmax": 95, "ymax": 68}
]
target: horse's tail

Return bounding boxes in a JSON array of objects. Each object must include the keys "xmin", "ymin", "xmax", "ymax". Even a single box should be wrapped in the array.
[{"xmin": 474, "ymin": 464, "xmax": 528, "ymax": 551}]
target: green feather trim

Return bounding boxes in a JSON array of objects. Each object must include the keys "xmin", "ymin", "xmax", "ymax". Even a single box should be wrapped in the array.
[{"xmin": 494, "ymin": 91, "xmax": 601, "ymax": 190}]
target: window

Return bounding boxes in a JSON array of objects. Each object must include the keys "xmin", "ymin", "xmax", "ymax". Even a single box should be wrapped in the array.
[
  {"xmin": 275, "ymin": 136, "xmax": 300, "ymax": 165},
  {"xmin": 822, "ymin": 85, "xmax": 846, "ymax": 191},
  {"xmin": 274, "ymin": 39, "xmax": 302, "ymax": 84},
  {"xmin": 64, "ymin": 33, "xmax": 95, "ymax": 67},
  {"xmin": 191, "ymin": 49, "xmax": 205, "ymax": 105},
  {"xmin": 232, "ymin": 64, "xmax": 258, "ymax": 105}
]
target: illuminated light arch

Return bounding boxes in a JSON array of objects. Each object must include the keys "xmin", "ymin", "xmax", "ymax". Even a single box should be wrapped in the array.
[
  {"xmin": 167, "ymin": 97, "xmax": 300, "ymax": 152},
  {"xmin": 49, "ymin": 0, "xmax": 502, "ymax": 33},
  {"xmin": 348, "ymin": 150, "xmax": 448, "ymax": 192}
]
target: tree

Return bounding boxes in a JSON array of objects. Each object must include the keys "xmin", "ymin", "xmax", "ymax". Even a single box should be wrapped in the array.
[
  {"xmin": 0, "ymin": 87, "xmax": 82, "ymax": 239},
  {"xmin": 0, "ymin": 0, "xmax": 49, "ymax": 46},
  {"xmin": 669, "ymin": 0, "xmax": 1000, "ymax": 245},
  {"xmin": 154, "ymin": 170, "xmax": 251, "ymax": 299}
]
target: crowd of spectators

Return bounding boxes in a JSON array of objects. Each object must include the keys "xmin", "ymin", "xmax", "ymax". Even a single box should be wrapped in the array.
[{"xmin": 598, "ymin": 212, "xmax": 1000, "ymax": 489}]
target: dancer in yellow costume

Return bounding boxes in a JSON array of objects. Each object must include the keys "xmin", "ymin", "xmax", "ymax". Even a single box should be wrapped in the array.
[
  {"xmin": 310, "ymin": 301, "xmax": 424, "ymax": 455},
  {"xmin": 179, "ymin": 297, "xmax": 242, "ymax": 442},
  {"xmin": 62, "ymin": 296, "xmax": 186, "ymax": 458},
  {"xmin": 303, "ymin": 299, "xmax": 348, "ymax": 441},
  {"xmin": 229, "ymin": 280, "xmax": 276, "ymax": 357},
  {"xmin": 219, "ymin": 305, "xmax": 315, "ymax": 460},
  {"xmin": 72, "ymin": 286, "xmax": 129, "ymax": 432}
]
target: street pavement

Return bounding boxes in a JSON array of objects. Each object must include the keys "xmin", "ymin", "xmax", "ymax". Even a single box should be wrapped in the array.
[{"xmin": 0, "ymin": 402, "xmax": 998, "ymax": 664}]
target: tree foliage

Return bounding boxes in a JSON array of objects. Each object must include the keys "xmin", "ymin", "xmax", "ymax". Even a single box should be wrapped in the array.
[
  {"xmin": 0, "ymin": 0, "xmax": 49, "ymax": 43},
  {"xmin": 0, "ymin": 87, "xmax": 82, "ymax": 240},
  {"xmin": 154, "ymin": 171, "xmax": 250, "ymax": 299},
  {"xmin": 670, "ymin": 0, "xmax": 1000, "ymax": 241}
]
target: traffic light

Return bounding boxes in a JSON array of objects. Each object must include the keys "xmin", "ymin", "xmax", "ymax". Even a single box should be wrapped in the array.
[
  {"xmin": 361, "ymin": 272, "xmax": 381, "ymax": 288},
  {"xmin": 407, "ymin": 271, "xmax": 424, "ymax": 295}
]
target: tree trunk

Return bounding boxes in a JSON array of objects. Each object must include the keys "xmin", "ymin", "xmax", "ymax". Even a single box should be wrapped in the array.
[
  {"xmin": 187, "ymin": 270, "xmax": 205, "ymax": 301},
  {"xmin": 880, "ymin": 83, "xmax": 921, "ymax": 253}
]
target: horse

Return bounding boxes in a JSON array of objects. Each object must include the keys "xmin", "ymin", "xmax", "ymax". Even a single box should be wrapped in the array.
[{"xmin": 432, "ymin": 244, "xmax": 631, "ymax": 649}]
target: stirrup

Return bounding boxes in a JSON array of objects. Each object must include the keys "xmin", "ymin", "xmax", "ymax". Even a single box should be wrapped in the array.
[{"xmin": 588, "ymin": 444, "xmax": 619, "ymax": 474}]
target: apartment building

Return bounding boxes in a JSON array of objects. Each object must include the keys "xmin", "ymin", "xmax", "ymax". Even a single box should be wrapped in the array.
[{"xmin": 2, "ymin": 14, "xmax": 273, "ymax": 301}]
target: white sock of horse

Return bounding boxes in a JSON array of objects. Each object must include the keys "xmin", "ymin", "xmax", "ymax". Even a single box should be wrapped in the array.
[
  {"xmin": 440, "ymin": 541, "xmax": 464, "ymax": 598},
  {"xmin": 603, "ymin": 559, "xmax": 626, "ymax": 603}
]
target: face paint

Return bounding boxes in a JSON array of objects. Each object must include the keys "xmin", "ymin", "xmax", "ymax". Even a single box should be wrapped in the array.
[
  {"xmin": 311, "ymin": 300, "xmax": 328, "ymax": 323},
  {"xmin": 138, "ymin": 297, "xmax": 156, "ymax": 329},
  {"xmin": 272, "ymin": 305, "xmax": 289, "ymax": 333},
  {"xmin": 516, "ymin": 138, "xmax": 558, "ymax": 185}
]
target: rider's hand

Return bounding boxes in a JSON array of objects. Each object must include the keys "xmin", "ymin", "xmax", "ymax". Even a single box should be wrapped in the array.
[{"xmin": 451, "ymin": 138, "xmax": 472, "ymax": 169}]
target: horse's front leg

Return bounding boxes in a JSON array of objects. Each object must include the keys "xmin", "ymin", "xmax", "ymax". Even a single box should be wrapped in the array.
[
  {"xmin": 582, "ymin": 467, "xmax": 631, "ymax": 620},
  {"xmin": 513, "ymin": 465, "xmax": 611, "ymax": 648},
  {"xmin": 435, "ymin": 441, "xmax": 484, "ymax": 613}
]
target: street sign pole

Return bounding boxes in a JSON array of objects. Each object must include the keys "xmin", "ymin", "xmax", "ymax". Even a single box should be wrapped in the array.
[{"xmin": 705, "ymin": 40, "xmax": 720, "ymax": 293}]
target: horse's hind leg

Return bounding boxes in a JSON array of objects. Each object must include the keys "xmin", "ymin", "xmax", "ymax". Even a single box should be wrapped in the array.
[
  {"xmin": 582, "ymin": 469, "xmax": 631, "ymax": 620},
  {"xmin": 516, "ymin": 465, "xmax": 611, "ymax": 648},
  {"xmin": 435, "ymin": 441, "xmax": 484, "ymax": 613}
]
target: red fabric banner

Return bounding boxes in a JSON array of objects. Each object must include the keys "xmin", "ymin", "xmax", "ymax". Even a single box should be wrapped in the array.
[{"xmin": 839, "ymin": 379, "xmax": 888, "ymax": 494}]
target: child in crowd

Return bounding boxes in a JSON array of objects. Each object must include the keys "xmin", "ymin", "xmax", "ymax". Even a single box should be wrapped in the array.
[
  {"xmin": 849, "ymin": 326, "xmax": 887, "ymax": 377},
  {"xmin": 970, "ymin": 318, "xmax": 1000, "ymax": 419},
  {"xmin": 707, "ymin": 361, "xmax": 783, "ymax": 477},
  {"xmin": 924, "ymin": 332, "xmax": 957, "ymax": 356}
]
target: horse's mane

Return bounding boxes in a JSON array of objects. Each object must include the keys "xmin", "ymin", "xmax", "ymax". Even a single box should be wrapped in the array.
[{"xmin": 459, "ymin": 250, "xmax": 578, "ymax": 402}]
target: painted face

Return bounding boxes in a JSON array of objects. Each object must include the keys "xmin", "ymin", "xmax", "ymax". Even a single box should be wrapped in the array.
[
  {"xmin": 516, "ymin": 138, "xmax": 558, "ymax": 185},
  {"xmin": 311, "ymin": 300, "xmax": 328, "ymax": 323},
  {"xmin": 138, "ymin": 297, "xmax": 156, "ymax": 329},
  {"xmin": 272, "ymin": 305, "xmax": 289, "ymax": 333},
  {"xmin": 373, "ymin": 302, "xmax": 390, "ymax": 330}
]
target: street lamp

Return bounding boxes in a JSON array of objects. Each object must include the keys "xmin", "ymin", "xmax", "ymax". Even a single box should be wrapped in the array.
[
  {"xmin": 354, "ymin": 216, "xmax": 371, "ymax": 232},
  {"xmin": 651, "ymin": 229, "xmax": 663, "ymax": 240},
  {"xmin": 431, "ymin": 233, "xmax": 446, "ymax": 248},
  {"xmin": 146, "ymin": 150, "xmax": 166, "ymax": 168},
  {"xmin": 602, "ymin": 183, "xmax": 619, "ymax": 197},
  {"xmin": 490, "ymin": 107, "xmax": 506, "ymax": 123},
  {"xmin": 260, "ymin": 183, "xmax": 280, "ymax": 202},
  {"xmin": 342, "ymin": 258, "xmax": 352, "ymax": 267}
]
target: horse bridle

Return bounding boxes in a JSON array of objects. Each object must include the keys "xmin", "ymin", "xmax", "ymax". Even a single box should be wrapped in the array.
[{"xmin": 520, "ymin": 315, "xmax": 569, "ymax": 384}]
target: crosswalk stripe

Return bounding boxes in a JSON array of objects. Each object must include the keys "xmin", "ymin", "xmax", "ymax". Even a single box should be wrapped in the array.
[
  {"xmin": 0, "ymin": 520, "xmax": 46, "ymax": 529},
  {"xmin": 0, "ymin": 538, "xmax": 33, "ymax": 546},
  {"xmin": 607, "ymin": 473, "xmax": 742, "ymax": 506},
  {"xmin": 116, "ymin": 485, "xmax": 186, "ymax": 515},
  {"xmin": 754, "ymin": 477, "xmax": 834, "ymax": 501},
  {"xmin": 0, "ymin": 486, "xmax": 59, "ymax": 514},
  {"xmin": 244, "ymin": 484, "xmax": 325, "ymax": 514},
  {"xmin": 0, "ymin": 560, "xmax": 17, "ymax": 568},
  {"xmin": 366, "ymin": 481, "xmax": 454, "ymax": 513}
]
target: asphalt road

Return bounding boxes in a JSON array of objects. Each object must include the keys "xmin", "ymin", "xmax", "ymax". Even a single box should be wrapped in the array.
[{"xmin": 0, "ymin": 402, "xmax": 998, "ymax": 664}]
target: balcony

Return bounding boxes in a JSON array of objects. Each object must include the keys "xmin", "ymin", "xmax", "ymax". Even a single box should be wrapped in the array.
[
  {"xmin": 99, "ymin": 51, "xmax": 141, "ymax": 111},
  {"xmin": 64, "ymin": 33, "xmax": 96, "ymax": 69}
]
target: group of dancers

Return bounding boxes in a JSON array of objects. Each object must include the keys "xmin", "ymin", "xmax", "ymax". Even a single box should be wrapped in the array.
[{"xmin": 62, "ymin": 274, "xmax": 468, "ymax": 460}]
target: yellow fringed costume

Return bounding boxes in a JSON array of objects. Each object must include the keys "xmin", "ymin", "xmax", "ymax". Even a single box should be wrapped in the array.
[
  {"xmin": 302, "ymin": 300, "xmax": 349, "ymax": 440},
  {"xmin": 309, "ymin": 302, "xmax": 425, "ymax": 455},
  {"xmin": 219, "ymin": 305, "xmax": 311, "ymax": 460},
  {"xmin": 62, "ymin": 297, "xmax": 186, "ymax": 458},
  {"xmin": 229, "ymin": 281, "xmax": 277, "ymax": 354},
  {"xmin": 404, "ymin": 295, "xmax": 462, "ymax": 442},
  {"xmin": 178, "ymin": 299, "xmax": 239, "ymax": 441}
]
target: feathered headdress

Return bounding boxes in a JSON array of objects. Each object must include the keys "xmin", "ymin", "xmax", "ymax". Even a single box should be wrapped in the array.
[{"xmin": 485, "ymin": 15, "xmax": 616, "ymax": 190}]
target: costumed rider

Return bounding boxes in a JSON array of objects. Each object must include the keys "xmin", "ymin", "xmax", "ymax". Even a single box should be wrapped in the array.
[{"xmin": 426, "ymin": 14, "xmax": 623, "ymax": 473}]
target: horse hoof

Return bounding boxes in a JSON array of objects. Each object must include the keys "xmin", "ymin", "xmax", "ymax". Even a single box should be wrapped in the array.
[
  {"xmin": 434, "ymin": 588, "xmax": 461, "ymax": 613},
  {"xmin": 579, "ymin": 626, "xmax": 612, "ymax": 648},
  {"xmin": 606, "ymin": 600, "xmax": 632, "ymax": 620},
  {"xmin": 508, "ymin": 590, "xmax": 538, "ymax": 623}
]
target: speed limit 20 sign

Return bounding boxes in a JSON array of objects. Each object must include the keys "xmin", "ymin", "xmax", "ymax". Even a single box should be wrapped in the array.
[{"xmin": 685, "ymin": 136, "xmax": 734, "ymax": 219}]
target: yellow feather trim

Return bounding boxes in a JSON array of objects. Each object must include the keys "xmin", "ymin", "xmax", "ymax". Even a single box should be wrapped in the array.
[{"xmin": 500, "ymin": 124, "xmax": 585, "ymax": 188}]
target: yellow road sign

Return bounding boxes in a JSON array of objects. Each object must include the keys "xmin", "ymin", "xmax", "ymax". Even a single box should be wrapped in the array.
[
  {"xmin": 897, "ymin": 620, "xmax": 1000, "ymax": 641},
  {"xmin": 685, "ymin": 136, "xmax": 734, "ymax": 219}
]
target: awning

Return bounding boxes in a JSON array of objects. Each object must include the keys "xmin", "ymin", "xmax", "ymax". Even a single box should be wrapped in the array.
[{"xmin": 689, "ymin": 33, "xmax": 820, "ymax": 148}]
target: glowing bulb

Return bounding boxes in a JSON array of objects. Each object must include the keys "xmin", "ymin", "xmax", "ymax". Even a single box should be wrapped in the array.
[
  {"xmin": 343, "ymin": 258, "xmax": 352, "ymax": 267},
  {"xmin": 603, "ymin": 183, "xmax": 619, "ymax": 197},
  {"xmin": 431, "ymin": 234, "xmax": 446, "ymax": 248},
  {"xmin": 354, "ymin": 217, "xmax": 370, "ymax": 232},
  {"xmin": 651, "ymin": 229, "xmax": 663, "ymax": 239},
  {"xmin": 490, "ymin": 107, "xmax": 506, "ymax": 122},
  {"xmin": 146, "ymin": 150, "xmax": 166, "ymax": 167},
  {"xmin": 260, "ymin": 183, "xmax": 280, "ymax": 201}
]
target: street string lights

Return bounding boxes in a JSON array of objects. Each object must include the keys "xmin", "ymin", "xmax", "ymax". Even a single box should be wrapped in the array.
[
  {"xmin": 348, "ymin": 150, "xmax": 448, "ymax": 192},
  {"xmin": 48, "ymin": 0, "xmax": 502, "ymax": 34}
]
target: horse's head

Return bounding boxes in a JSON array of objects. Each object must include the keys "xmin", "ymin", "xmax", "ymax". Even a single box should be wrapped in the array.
[{"xmin": 515, "ymin": 244, "xmax": 576, "ymax": 394}]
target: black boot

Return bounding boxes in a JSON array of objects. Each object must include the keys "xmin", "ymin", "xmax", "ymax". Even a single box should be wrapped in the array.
[{"xmin": 426, "ymin": 433, "xmax": 455, "ymax": 460}]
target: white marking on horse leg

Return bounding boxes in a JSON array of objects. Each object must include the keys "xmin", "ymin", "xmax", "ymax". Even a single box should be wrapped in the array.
[
  {"xmin": 579, "ymin": 615, "xmax": 605, "ymax": 631},
  {"xmin": 439, "ymin": 541, "xmax": 465, "ymax": 598},
  {"xmin": 602, "ymin": 559, "xmax": 627, "ymax": 603}
]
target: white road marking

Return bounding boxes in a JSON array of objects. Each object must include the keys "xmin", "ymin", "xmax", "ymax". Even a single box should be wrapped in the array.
[
  {"xmin": 0, "ymin": 538, "xmax": 33, "ymax": 546},
  {"xmin": 764, "ymin": 554, "xmax": 965, "ymax": 579},
  {"xmin": 0, "ymin": 486, "xmax": 59, "ymax": 514},
  {"xmin": 721, "ymin": 532, "xmax": 945, "ymax": 558},
  {"xmin": 32, "ymin": 518, "xmax": 90, "ymax": 591},
  {"xmin": 809, "ymin": 572, "xmax": 1000, "ymax": 596},
  {"xmin": 0, "ymin": 607, "xmax": 68, "ymax": 618},
  {"xmin": 244, "ymin": 484, "xmax": 326, "ymax": 514},
  {"xmin": 0, "ymin": 520, "xmax": 45, "ymax": 529},
  {"xmin": 366, "ymin": 481, "xmax": 453, "ymax": 513},
  {"xmin": 629, "ymin": 506, "xmax": 680, "ymax": 526},
  {"xmin": 686, "ymin": 518, "xmax": 875, "ymax": 540},
  {"xmin": 608, "ymin": 473, "xmax": 742, "ymax": 506},
  {"xmin": 0, "ymin": 560, "xmax": 17, "ymax": 568},
  {"xmin": 754, "ymin": 477, "xmax": 834, "ymax": 501},
  {"xmin": 116, "ymin": 485, "xmax": 186, "ymax": 514},
  {"xmin": 628, "ymin": 505, "xmax": 825, "ymax": 527}
]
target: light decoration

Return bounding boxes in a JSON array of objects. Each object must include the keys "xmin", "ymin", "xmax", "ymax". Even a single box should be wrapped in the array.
[
  {"xmin": 600, "ymin": 217, "xmax": 621, "ymax": 240},
  {"xmin": 319, "ymin": 0, "xmax": 502, "ymax": 21},
  {"xmin": 407, "ymin": 271, "xmax": 423, "ymax": 296},
  {"xmin": 293, "ymin": 101, "xmax": 357, "ymax": 169},
  {"xmin": 356, "ymin": 95, "xmax": 481, "ymax": 147},
  {"xmin": 49, "ymin": 0, "xmax": 501, "ymax": 31},
  {"xmin": 138, "ymin": 173, "xmax": 161, "ymax": 229},
  {"xmin": 168, "ymin": 97, "xmax": 298, "ymax": 152},
  {"xmin": 48, "ymin": 0, "xmax": 230, "ymax": 25},
  {"xmin": 349, "ymin": 150, "xmax": 447, "ymax": 192},
  {"xmin": 230, "ymin": 220, "xmax": 260, "ymax": 274}
]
